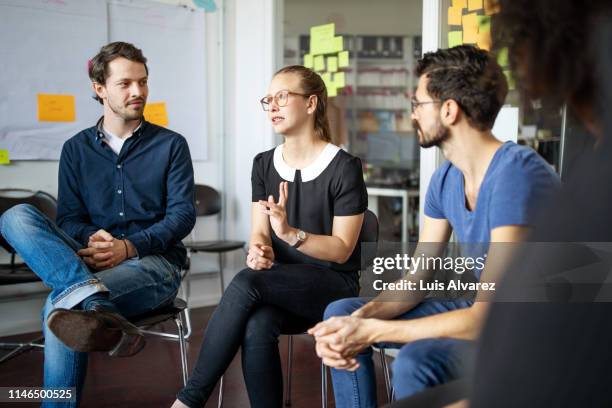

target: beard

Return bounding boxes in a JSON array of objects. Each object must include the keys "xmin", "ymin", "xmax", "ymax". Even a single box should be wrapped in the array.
[
  {"xmin": 108, "ymin": 97, "xmax": 145, "ymax": 121},
  {"xmin": 413, "ymin": 119, "xmax": 450, "ymax": 148}
]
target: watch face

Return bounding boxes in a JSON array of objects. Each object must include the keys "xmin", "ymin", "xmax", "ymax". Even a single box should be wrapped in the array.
[{"xmin": 297, "ymin": 230, "xmax": 306, "ymax": 240}]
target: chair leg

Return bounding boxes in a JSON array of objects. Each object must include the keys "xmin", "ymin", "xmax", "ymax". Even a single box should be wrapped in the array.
[
  {"xmin": 183, "ymin": 306, "xmax": 193, "ymax": 340},
  {"xmin": 0, "ymin": 336, "xmax": 44, "ymax": 364},
  {"xmin": 284, "ymin": 335, "xmax": 294, "ymax": 406},
  {"xmin": 321, "ymin": 362, "xmax": 328, "ymax": 408},
  {"xmin": 379, "ymin": 348, "xmax": 393, "ymax": 403},
  {"xmin": 217, "ymin": 376, "xmax": 224, "ymax": 408},
  {"xmin": 175, "ymin": 316, "xmax": 189, "ymax": 386},
  {"xmin": 218, "ymin": 253, "xmax": 225, "ymax": 294}
]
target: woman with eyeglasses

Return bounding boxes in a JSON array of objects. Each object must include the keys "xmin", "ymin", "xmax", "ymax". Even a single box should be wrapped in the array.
[{"xmin": 172, "ymin": 65, "xmax": 367, "ymax": 408}]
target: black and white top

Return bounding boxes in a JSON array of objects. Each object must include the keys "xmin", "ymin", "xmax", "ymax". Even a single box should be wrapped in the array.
[{"xmin": 251, "ymin": 143, "xmax": 368, "ymax": 272}]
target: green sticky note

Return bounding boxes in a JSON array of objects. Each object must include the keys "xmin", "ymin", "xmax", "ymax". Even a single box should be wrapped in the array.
[
  {"xmin": 448, "ymin": 31, "xmax": 463, "ymax": 47},
  {"xmin": 303, "ymin": 54, "xmax": 314, "ymax": 68},
  {"xmin": 310, "ymin": 23, "xmax": 336, "ymax": 54},
  {"xmin": 332, "ymin": 36, "xmax": 344, "ymax": 53},
  {"xmin": 338, "ymin": 50, "xmax": 349, "ymax": 68},
  {"xmin": 327, "ymin": 56, "xmax": 338, "ymax": 72},
  {"xmin": 497, "ymin": 47, "xmax": 509, "ymax": 67},
  {"xmin": 328, "ymin": 85, "xmax": 338, "ymax": 97},
  {"xmin": 0, "ymin": 149, "xmax": 9, "ymax": 165},
  {"xmin": 504, "ymin": 69, "xmax": 515, "ymax": 90},
  {"xmin": 314, "ymin": 55, "xmax": 325, "ymax": 72},
  {"xmin": 477, "ymin": 15, "xmax": 491, "ymax": 33},
  {"xmin": 334, "ymin": 72, "xmax": 346, "ymax": 88}
]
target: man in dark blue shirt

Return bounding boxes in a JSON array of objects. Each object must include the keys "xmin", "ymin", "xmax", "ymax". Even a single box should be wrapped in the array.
[{"xmin": 0, "ymin": 42, "xmax": 195, "ymax": 406}]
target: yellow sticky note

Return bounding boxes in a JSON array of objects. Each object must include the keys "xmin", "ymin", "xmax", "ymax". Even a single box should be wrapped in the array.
[
  {"xmin": 310, "ymin": 23, "xmax": 335, "ymax": 43},
  {"xmin": 314, "ymin": 55, "xmax": 325, "ymax": 72},
  {"xmin": 144, "ymin": 102, "xmax": 169, "ymax": 127},
  {"xmin": 0, "ymin": 150, "xmax": 9, "ymax": 165},
  {"xmin": 322, "ymin": 72, "xmax": 336, "ymax": 97},
  {"xmin": 468, "ymin": 0, "xmax": 483, "ymax": 11},
  {"xmin": 303, "ymin": 54, "xmax": 314, "ymax": 68},
  {"xmin": 332, "ymin": 36, "xmax": 344, "ymax": 53},
  {"xmin": 462, "ymin": 13, "xmax": 478, "ymax": 43},
  {"xmin": 504, "ymin": 70, "xmax": 515, "ymax": 90},
  {"xmin": 448, "ymin": 31, "xmax": 463, "ymax": 48},
  {"xmin": 448, "ymin": 6, "xmax": 462, "ymax": 26},
  {"xmin": 328, "ymin": 86, "xmax": 338, "ymax": 98},
  {"xmin": 327, "ymin": 56, "xmax": 338, "ymax": 72},
  {"xmin": 37, "ymin": 94, "xmax": 76, "ymax": 122},
  {"xmin": 334, "ymin": 72, "xmax": 346, "ymax": 88},
  {"xmin": 452, "ymin": 0, "xmax": 467, "ymax": 8},
  {"xmin": 338, "ymin": 50, "xmax": 350, "ymax": 68},
  {"xmin": 477, "ymin": 30, "xmax": 492, "ymax": 50},
  {"xmin": 484, "ymin": 0, "xmax": 500, "ymax": 15},
  {"xmin": 497, "ymin": 47, "xmax": 509, "ymax": 67}
]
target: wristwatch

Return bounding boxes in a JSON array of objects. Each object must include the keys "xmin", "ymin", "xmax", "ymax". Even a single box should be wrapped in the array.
[{"xmin": 292, "ymin": 229, "xmax": 307, "ymax": 249}]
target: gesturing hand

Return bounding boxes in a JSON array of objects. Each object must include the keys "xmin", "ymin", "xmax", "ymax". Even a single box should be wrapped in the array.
[
  {"xmin": 246, "ymin": 243, "xmax": 275, "ymax": 270},
  {"xmin": 258, "ymin": 181, "xmax": 293, "ymax": 242}
]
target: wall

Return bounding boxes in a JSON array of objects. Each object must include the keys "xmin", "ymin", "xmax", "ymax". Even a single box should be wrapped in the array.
[
  {"xmin": 284, "ymin": 0, "xmax": 422, "ymax": 36},
  {"xmin": 0, "ymin": 0, "xmax": 281, "ymax": 336}
]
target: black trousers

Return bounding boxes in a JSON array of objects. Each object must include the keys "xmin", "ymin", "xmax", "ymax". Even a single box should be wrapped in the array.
[{"xmin": 177, "ymin": 263, "xmax": 359, "ymax": 408}]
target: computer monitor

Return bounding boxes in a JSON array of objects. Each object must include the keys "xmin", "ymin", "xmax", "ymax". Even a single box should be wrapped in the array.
[{"xmin": 366, "ymin": 131, "xmax": 419, "ymax": 170}]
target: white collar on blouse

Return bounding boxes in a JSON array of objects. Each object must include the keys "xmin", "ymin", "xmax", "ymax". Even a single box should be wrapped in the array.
[{"xmin": 273, "ymin": 143, "xmax": 341, "ymax": 182}]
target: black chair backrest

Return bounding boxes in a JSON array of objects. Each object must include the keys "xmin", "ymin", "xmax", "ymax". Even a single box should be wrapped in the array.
[
  {"xmin": 359, "ymin": 209, "xmax": 379, "ymax": 269},
  {"xmin": 193, "ymin": 184, "xmax": 222, "ymax": 217},
  {"xmin": 0, "ymin": 189, "xmax": 58, "ymax": 253}
]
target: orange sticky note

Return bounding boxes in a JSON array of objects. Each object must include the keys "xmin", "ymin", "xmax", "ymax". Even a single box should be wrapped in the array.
[
  {"xmin": 468, "ymin": 0, "xmax": 483, "ymax": 11},
  {"xmin": 0, "ymin": 149, "xmax": 9, "ymax": 165},
  {"xmin": 462, "ymin": 13, "xmax": 479, "ymax": 43},
  {"xmin": 37, "ymin": 94, "xmax": 76, "ymax": 122},
  {"xmin": 448, "ymin": 6, "xmax": 462, "ymax": 26},
  {"xmin": 144, "ymin": 102, "xmax": 169, "ymax": 127},
  {"xmin": 477, "ymin": 30, "xmax": 492, "ymax": 50},
  {"xmin": 452, "ymin": 0, "xmax": 467, "ymax": 9}
]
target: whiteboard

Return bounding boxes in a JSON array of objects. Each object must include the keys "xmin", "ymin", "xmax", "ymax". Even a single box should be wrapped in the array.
[{"xmin": 0, "ymin": 0, "xmax": 207, "ymax": 160}]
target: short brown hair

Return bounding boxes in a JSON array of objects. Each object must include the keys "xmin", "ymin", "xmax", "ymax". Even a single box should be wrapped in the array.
[
  {"xmin": 416, "ymin": 45, "xmax": 508, "ymax": 131},
  {"xmin": 88, "ymin": 42, "xmax": 148, "ymax": 104},
  {"xmin": 274, "ymin": 65, "xmax": 332, "ymax": 143}
]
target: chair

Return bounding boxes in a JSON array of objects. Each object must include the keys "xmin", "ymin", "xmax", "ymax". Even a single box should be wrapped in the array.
[
  {"xmin": 284, "ymin": 209, "xmax": 380, "ymax": 407},
  {"xmin": 183, "ymin": 185, "xmax": 245, "ymax": 408},
  {"xmin": 129, "ymin": 297, "xmax": 190, "ymax": 385},
  {"xmin": 183, "ymin": 184, "xmax": 246, "ymax": 300},
  {"xmin": 0, "ymin": 189, "xmax": 57, "ymax": 363}
]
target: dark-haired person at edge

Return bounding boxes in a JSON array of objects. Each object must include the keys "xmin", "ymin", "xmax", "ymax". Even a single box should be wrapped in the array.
[
  {"xmin": 309, "ymin": 45, "xmax": 561, "ymax": 407},
  {"xmin": 171, "ymin": 65, "xmax": 367, "ymax": 408},
  {"xmin": 389, "ymin": 1, "xmax": 612, "ymax": 408},
  {"xmin": 0, "ymin": 42, "xmax": 195, "ymax": 407}
]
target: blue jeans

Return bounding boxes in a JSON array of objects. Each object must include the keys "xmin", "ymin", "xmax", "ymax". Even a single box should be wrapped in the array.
[
  {"xmin": 0, "ymin": 204, "xmax": 181, "ymax": 407},
  {"xmin": 324, "ymin": 297, "xmax": 474, "ymax": 408}
]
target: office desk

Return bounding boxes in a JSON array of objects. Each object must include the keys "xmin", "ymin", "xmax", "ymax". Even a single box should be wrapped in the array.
[{"xmin": 367, "ymin": 186, "xmax": 419, "ymax": 242}]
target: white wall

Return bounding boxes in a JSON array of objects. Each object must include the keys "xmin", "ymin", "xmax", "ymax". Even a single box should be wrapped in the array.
[
  {"xmin": 0, "ymin": 0, "xmax": 281, "ymax": 336},
  {"xmin": 284, "ymin": 0, "xmax": 422, "ymax": 36}
]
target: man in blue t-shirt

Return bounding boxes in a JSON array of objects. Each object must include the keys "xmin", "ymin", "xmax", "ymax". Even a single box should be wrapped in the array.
[{"xmin": 309, "ymin": 45, "xmax": 560, "ymax": 407}]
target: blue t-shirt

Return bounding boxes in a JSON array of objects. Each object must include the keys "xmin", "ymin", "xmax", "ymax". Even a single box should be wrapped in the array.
[{"xmin": 425, "ymin": 141, "xmax": 560, "ymax": 245}]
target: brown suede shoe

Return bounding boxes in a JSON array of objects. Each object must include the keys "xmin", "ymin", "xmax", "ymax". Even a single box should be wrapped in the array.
[{"xmin": 47, "ymin": 308, "xmax": 145, "ymax": 357}]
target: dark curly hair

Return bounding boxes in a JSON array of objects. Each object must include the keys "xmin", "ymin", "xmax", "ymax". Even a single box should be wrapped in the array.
[
  {"xmin": 274, "ymin": 65, "xmax": 331, "ymax": 143},
  {"xmin": 492, "ymin": 0, "xmax": 612, "ymax": 114},
  {"xmin": 415, "ymin": 45, "xmax": 508, "ymax": 131},
  {"xmin": 89, "ymin": 42, "xmax": 148, "ymax": 105}
]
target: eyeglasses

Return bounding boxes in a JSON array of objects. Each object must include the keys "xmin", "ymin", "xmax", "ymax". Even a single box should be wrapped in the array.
[
  {"xmin": 410, "ymin": 97, "xmax": 442, "ymax": 113},
  {"xmin": 260, "ymin": 90, "xmax": 310, "ymax": 111}
]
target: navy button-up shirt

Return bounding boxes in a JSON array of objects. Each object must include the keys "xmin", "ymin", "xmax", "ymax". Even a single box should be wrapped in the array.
[{"xmin": 56, "ymin": 118, "xmax": 196, "ymax": 267}]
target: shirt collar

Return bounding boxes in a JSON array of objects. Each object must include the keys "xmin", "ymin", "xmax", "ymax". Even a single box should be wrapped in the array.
[{"xmin": 94, "ymin": 116, "xmax": 146, "ymax": 143}]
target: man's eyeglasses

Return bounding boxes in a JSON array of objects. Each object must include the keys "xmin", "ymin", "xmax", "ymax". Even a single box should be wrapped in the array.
[
  {"xmin": 410, "ymin": 97, "xmax": 442, "ymax": 113},
  {"xmin": 260, "ymin": 90, "xmax": 309, "ymax": 111}
]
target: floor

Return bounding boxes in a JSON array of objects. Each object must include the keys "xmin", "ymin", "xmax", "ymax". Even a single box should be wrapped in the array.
[{"xmin": 0, "ymin": 306, "xmax": 390, "ymax": 408}]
